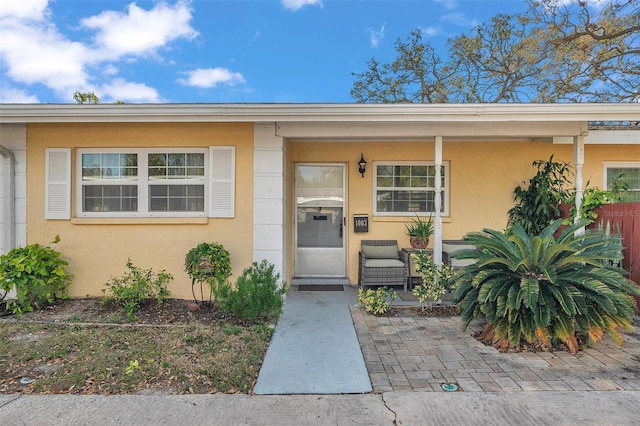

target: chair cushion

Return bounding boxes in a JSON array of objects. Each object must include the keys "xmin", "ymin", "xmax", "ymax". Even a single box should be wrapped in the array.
[
  {"xmin": 364, "ymin": 259, "xmax": 405, "ymax": 268},
  {"xmin": 361, "ymin": 245, "xmax": 399, "ymax": 259},
  {"xmin": 442, "ymin": 243, "xmax": 476, "ymax": 268}
]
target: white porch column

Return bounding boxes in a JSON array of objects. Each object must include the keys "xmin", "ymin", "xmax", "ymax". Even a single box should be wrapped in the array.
[
  {"xmin": 433, "ymin": 136, "xmax": 443, "ymax": 264},
  {"xmin": 573, "ymin": 135, "xmax": 585, "ymax": 235},
  {"xmin": 253, "ymin": 123, "xmax": 286, "ymax": 276}
]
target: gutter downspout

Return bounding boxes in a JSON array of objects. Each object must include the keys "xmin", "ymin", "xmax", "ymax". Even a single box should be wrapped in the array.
[{"xmin": 0, "ymin": 145, "xmax": 16, "ymax": 253}]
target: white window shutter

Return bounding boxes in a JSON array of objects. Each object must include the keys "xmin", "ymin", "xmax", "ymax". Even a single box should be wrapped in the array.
[
  {"xmin": 45, "ymin": 148, "xmax": 71, "ymax": 220},
  {"xmin": 209, "ymin": 146, "xmax": 235, "ymax": 218}
]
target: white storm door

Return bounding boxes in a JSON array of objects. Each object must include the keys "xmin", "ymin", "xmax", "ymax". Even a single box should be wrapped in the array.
[{"xmin": 294, "ymin": 164, "xmax": 346, "ymax": 277}]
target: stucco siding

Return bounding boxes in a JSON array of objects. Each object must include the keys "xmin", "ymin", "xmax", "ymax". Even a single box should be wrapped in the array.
[
  {"xmin": 26, "ymin": 123, "xmax": 254, "ymax": 299},
  {"xmin": 289, "ymin": 139, "xmax": 640, "ymax": 285}
]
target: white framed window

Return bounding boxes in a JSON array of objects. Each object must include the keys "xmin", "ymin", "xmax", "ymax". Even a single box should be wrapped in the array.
[
  {"xmin": 72, "ymin": 147, "xmax": 235, "ymax": 218},
  {"xmin": 603, "ymin": 161, "xmax": 640, "ymax": 202},
  {"xmin": 373, "ymin": 161, "xmax": 449, "ymax": 216}
]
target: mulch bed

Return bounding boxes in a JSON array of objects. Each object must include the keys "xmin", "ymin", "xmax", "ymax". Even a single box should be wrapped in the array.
[{"xmin": 1, "ymin": 298, "xmax": 253, "ymax": 326}]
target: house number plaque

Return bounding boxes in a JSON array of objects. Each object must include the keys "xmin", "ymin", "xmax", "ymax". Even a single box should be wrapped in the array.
[{"xmin": 353, "ymin": 215, "xmax": 369, "ymax": 233}]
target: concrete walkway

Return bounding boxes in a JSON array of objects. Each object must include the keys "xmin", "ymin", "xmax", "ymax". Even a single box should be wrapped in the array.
[{"xmin": 253, "ymin": 285, "xmax": 371, "ymax": 394}]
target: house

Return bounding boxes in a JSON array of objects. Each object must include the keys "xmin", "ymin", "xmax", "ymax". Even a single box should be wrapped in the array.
[{"xmin": 0, "ymin": 103, "xmax": 639, "ymax": 299}]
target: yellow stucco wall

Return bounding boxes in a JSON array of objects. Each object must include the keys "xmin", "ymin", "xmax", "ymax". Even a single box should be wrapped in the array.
[
  {"xmin": 288, "ymin": 140, "xmax": 639, "ymax": 284},
  {"xmin": 24, "ymin": 122, "xmax": 639, "ymax": 294},
  {"xmin": 27, "ymin": 123, "xmax": 254, "ymax": 299}
]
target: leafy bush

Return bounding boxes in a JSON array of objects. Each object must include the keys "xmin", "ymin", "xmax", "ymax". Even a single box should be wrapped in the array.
[
  {"xmin": 357, "ymin": 286, "xmax": 396, "ymax": 316},
  {"xmin": 0, "ymin": 236, "xmax": 71, "ymax": 315},
  {"xmin": 215, "ymin": 260, "xmax": 287, "ymax": 322},
  {"xmin": 508, "ymin": 156, "xmax": 573, "ymax": 235},
  {"xmin": 564, "ymin": 175, "xmax": 630, "ymax": 224},
  {"xmin": 184, "ymin": 242, "xmax": 232, "ymax": 286},
  {"xmin": 102, "ymin": 259, "xmax": 173, "ymax": 321},
  {"xmin": 411, "ymin": 251, "xmax": 453, "ymax": 311},
  {"xmin": 452, "ymin": 220, "xmax": 640, "ymax": 353}
]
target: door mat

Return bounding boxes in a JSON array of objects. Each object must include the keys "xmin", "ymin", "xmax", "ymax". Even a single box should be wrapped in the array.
[
  {"xmin": 398, "ymin": 292, "xmax": 419, "ymax": 301},
  {"xmin": 297, "ymin": 285, "xmax": 344, "ymax": 291}
]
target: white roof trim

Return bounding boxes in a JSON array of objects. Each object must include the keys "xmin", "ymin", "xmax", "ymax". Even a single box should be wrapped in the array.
[
  {"xmin": 1, "ymin": 103, "xmax": 639, "ymax": 124},
  {"xmin": 554, "ymin": 130, "xmax": 640, "ymax": 145}
]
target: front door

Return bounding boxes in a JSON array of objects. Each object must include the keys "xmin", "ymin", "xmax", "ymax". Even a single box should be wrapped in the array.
[{"xmin": 294, "ymin": 164, "xmax": 346, "ymax": 277}]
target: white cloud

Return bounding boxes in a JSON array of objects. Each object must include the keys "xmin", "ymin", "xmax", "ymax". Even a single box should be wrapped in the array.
[
  {"xmin": 281, "ymin": 0, "xmax": 323, "ymax": 12},
  {"xmin": 544, "ymin": 0, "xmax": 614, "ymax": 10},
  {"xmin": 0, "ymin": 21, "xmax": 90, "ymax": 95},
  {"xmin": 0, "ymin": 1, "xmax": 199, "ymax": 102},
  {"xmin": 0, "ymin": 87, "xmax": 39, "ymax": 103},
  {"xmin": 368, "ymin": 24, "xmax": 386, "ymax": 48},
  {"xmin": 178, "ymin": 68, "xmax": 246, "ymax": 88},
  {"xmin": 440, "ymin": 12, "xmax": 480, "ymax": 28},
  {"xmin": 81, "ymin": 1, "xmax": 198, "ymax": 59},
  {"xmin": 433, "ymin": 0, "xmax": 458, "ymax": 11},
  {"xmin": 0, "ymin": 0, "xmax": 49, "ymax": 21},
  {"xmin": 99, "ymin": 78, "xmax": 161, "ymax": 103},
  {"xmin": 421, "ymin": 26, "xmax": 440, "ymax": 37}
]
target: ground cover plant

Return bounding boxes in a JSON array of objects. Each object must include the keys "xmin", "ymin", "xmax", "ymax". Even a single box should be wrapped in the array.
[
  {"xmin": 452, "ymin": 220, "xmax": 640, "ymax": 353},
  {"xmin": 0, "ymin": 299, "xmax": 273, "ymax": 395}
]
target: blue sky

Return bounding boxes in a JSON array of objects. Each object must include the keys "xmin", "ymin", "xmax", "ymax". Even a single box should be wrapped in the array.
[{"xmin": 0, "ymin": 0, "xmax": 530, "ymax": 104}]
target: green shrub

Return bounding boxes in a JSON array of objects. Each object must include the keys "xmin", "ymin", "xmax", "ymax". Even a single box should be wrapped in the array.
[
  {"xmin": 357, "ymin": 286, "xmax": 396, "ymax": 316},
  {"xmin": 184, "ymin": 242, "xmax": 232, "ymax": 290},
  {"xmin": 215, "ymin": 260, "xmax": 287, "ymax": 322},
  {"xmin": 452, "ymin": 220, "xmax": 640, "ymax": 353},
  {"xmin": 507, "ymin": 156, "xmax": 573, "ymax": 235},
  {"xmin": 411, "ymin": 251, "xmax": 453, "ymax": 311},
  {"xmin": 0, "ymin": 236, "xmax": 71, "ymax": 315},
  {"xmin": 102, "ymin": 259, "xmax": 173, "ymax": 321}
]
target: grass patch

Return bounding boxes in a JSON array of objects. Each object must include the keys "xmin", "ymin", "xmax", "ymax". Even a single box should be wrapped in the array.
[{"xmin": 0, "ymin": 321, "xmax": 273, "ymax": 394}]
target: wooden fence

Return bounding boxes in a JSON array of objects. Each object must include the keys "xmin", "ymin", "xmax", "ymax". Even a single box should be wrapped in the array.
[{"xmin": 590, "ymin": 203, "xmax": 640, "ymax": 308}]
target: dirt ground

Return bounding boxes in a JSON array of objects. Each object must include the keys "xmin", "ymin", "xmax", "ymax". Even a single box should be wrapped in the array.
[{"xmin": 1, "ymin": 298, "xmax": 252, "ymax": 326}]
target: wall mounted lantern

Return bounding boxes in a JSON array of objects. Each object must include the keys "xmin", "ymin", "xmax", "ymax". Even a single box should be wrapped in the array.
[{"xmin": 358, "ymin": 153, "xmax": 367, "ymax": 177}]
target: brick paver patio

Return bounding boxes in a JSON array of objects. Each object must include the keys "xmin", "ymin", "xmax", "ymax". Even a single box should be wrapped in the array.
[{"xmin": 351, "ymin": 306, "xmax": 640, "ymax": 393}]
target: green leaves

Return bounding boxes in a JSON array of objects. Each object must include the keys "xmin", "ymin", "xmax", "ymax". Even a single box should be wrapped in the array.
[
  {"xmin": 214, "ymin": 260, "xmax": 287, "ymax": 322},
  {"xmin": 358, "ymin": 286, "xmax": 397, "ymax": 316},
  {"xmin": 184, "ymin": 242, "xmax": 232, "ymax": 284},
  {"xmin": 102, "ymin": 259, "xmax": 173, "ymax": 321},
  {"xmin": 453, "ymin": 221, "xmax": 640, "ymax": 353},
  {"xmin": 0, "ymin": 239, "xmax": 71, "ymax": 315}
]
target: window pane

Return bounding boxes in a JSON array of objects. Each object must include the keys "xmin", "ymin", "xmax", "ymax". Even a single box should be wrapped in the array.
[
  {"xmin": 377, "ymin": 165, "xmax": 393, "ymax": 176},
  {"xmin": 607, "ymin": 167, "xmax": 640, "ymax": 201},
  {"xmin": 82, "ymin": 185, "xmax": 138, "ymax": 212},
  {"xmin": 377, "ymin": 176, "xmax": 393, "ymax": 187},
  {"xmin": 187, "ymin": 153, "xmax": 204, "ymax": 167},
  {"xmin": 374, "ymin": 162, "xmax": 447, "ymax": 214},
  {"xmin": 149, "ymin": 154, "xmax": 167, "ymax": 167},
  {"xmin": 149, "ymin": 185, "xmax": 204, "ymax": 212},
  {"xmin": 149, "ymin": 153, "xmax": 204, "ymax": 181},
  {"xmin": 82, "ymin": 153, "xmax": 137, "ymax": 181}
]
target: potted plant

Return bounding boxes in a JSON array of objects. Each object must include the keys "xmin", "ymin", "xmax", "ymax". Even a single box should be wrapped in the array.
[{"xmin": 405, "ymin": 214, "xmax": 434, "ymax": 249}]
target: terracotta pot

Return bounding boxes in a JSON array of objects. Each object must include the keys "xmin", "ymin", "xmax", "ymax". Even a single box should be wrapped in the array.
[{"xmin": 409, "ymin": 236, "xmax": 429, "ymax": 249}]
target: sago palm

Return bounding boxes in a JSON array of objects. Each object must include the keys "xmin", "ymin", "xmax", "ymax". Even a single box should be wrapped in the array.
[{"xmin": 452, "ymin": 220, "xmax": 640, "ymax": 353}]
